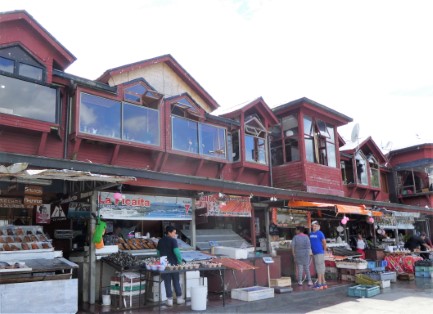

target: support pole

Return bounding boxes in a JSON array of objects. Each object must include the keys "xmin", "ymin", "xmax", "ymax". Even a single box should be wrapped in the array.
[{"xmin": 89, "ymin": 192, "xmax": 97, "ymax": 304}]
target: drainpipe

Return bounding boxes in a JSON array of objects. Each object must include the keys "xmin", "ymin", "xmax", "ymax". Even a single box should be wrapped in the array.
[
  {"xmin": 268, "ymin": 134, "xmax": 273, "ymax": 187},
  {"xmin": 64, "ymin": 80, "xmax": 76, "ymax": 159}
]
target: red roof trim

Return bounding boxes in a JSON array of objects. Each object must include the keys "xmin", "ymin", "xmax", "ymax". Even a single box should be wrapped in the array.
[{"xmin": 0, "ymin": 10, "xmax": 76, "ymax": 69}]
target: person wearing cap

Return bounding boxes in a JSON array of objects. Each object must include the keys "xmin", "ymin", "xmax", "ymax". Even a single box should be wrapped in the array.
[{"xmin": 309, "ymin": 221, "xmax": 327, "ymax": 290}]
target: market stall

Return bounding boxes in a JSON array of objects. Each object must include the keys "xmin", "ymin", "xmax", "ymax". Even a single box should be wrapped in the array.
[{"xmin": 0, "ymin": 225, "xmax": 78, "ymax": 313}]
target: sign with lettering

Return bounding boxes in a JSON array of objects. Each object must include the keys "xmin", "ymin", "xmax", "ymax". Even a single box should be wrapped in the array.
[
  {"xmin": 0, "ymin": 197, "xmax": 23, "ymax": 208},
  {"xmin": 195, "ymin": 194, "xmax": 252, "ymax": 217},
  {"xmin": 23, "ymin": 195, "xmax": 43, "ymax": 208},
  {"xmin": 24, "ymin": 185, "xmax": 43, "ymax": 196},
  {"xmin": 97, "ymin": 192, "xmax": 192, "ymax": 220}
]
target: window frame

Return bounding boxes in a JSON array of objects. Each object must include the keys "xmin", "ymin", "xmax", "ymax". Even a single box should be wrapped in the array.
[
  {"xmin": 244, "ymin": 115, "xmax": 268, "ymax": 165},
  {"xmin": 170, "ymin": 114, "xmax": 227, "ymax": 160},
  {"xmin": 303, "ymin": 115, "xmax": 337, "ymax": 167}
]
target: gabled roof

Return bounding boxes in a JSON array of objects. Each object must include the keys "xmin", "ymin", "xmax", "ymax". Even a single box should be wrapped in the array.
[
  {"xmin": 220, "ymin": 97, "xmax": 279, "ymax": 126},
  {"xmin": 96, "ymin": 54, "xmax": 219, "ymax": 111},
  {"xmin": 0, "ymin": 10, "xmax": 76, "ymax": 70},
  {"xmin": 272, "ymin": 97, "xmax": 352, "ymax": 127},
  {"xmin": 340, "ymin": 136, "xmax": 387, "ymax": 163}
]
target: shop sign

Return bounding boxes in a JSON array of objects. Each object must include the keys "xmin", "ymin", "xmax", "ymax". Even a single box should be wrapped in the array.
[
  {"xmin": 23, "ymin": 195, "xmax": 43, "ymax": 208},
  {"xmin": 68, "ymin": 202, "xmax": 91, "ymax": 218},
  {"xmin": 98, "ymin": 192, "xmax": 193, "ymax": 220},
  {"xmin": 24, "ymin": 185, "xmax": 43, "ymax": 196},
  {"xmin": 0, "ymin": 197, "xmax": 23, "ymax": 208},
  {"xmin": 271, "ymin": 207, "xmax": 308, "ymax": 227},
  {"xmin": 195, "ymin": 193, "xmax": 252, "ymax": 217}
]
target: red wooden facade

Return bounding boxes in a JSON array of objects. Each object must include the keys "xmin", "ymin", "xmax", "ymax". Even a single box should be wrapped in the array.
[{"xmin": 1, "ymin": 10, "xmax": 432, "ymax": 216}]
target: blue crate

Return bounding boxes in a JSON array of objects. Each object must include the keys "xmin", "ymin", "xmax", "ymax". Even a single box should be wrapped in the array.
[
  {"xmin": 365, "ymin": 271, "xmax": 397, "ymax": 283},
  {"xmin": 348, "ymin": 285, "xmax": 380, "ymax": 298},
  {"xmin": 415, "ymin": 271, "xmax": 433, "ymax": 278},
  {"xmin": 415, "ymin": 266, "xmax": 433, "ymax": 272},
  {"xmin": 367, "ymin": 260, "xmax": 387, "ymax": 271}
]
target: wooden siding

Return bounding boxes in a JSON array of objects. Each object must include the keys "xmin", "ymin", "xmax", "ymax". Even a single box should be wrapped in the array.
[
  {"xmin": 272, "ymin": 162, "xmax": 306, "ymax": 191},
  {"xmin": 305, "ymin": 163, "xmax": 344, "ymax": 196}
]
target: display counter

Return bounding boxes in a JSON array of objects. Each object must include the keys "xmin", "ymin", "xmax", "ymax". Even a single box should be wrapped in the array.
[
  {"xmin": 276, "ymin": 248, "xmax": 315, "ymax": 278},
  {"xmin": 0, "ymin": 257, "xmax": 78, "ymax": 313},
  {"xmin": 384, "ymin": 253, "xmax": 423, "ymax": 273},
  {"xmin": 207, "ymin": 255, "xmax": 281, "ymax": 292},
  {"xmin": 0, "ymin": 225, "xmax": 79, "ymax": 313}
]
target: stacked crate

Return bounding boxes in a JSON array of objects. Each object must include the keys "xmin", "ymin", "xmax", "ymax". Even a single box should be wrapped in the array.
[{"xmin": 415, "ymin": 265, "xmax": 433, "ymax": 278}]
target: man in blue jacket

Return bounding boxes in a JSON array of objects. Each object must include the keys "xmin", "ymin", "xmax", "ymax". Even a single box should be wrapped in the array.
[{"xmin": 157, "ymin": 226, "xmax": 185, "ymax": 306}]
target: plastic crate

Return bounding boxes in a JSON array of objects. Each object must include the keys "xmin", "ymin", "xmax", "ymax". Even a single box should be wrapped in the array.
[
  {"xmin": 365, "ymin": 271, "xmax": 397, "ymax": 283},
  {"xmin": 367, "ymin": 260, "xmax": 387, "ymax": 271},
  {"xmin": 415, "ymin": 259, "xmax": 433, "ymax": 267},
  {"xmin": 380, "ymin": 280, "xmax": 391, "ymax": 289},
  {"xmin": 415, "ymin": 266, "xmax": 433, "ymax": 272},
  {"xmin": 415, "ymin": 271, "xmax": 433, "ymax": 278},
  {"xmin": 348, "ymin": 285, "xmax": 380, "ymax": 298},
  {"xmin": 231, "ymin": 286, "xmax": 274, "ymax": 302}
]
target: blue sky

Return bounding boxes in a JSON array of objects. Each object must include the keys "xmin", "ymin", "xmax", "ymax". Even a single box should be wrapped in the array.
[{"xmin": 2, "ymin": 0, "xmax": 433, "ymax": 150}]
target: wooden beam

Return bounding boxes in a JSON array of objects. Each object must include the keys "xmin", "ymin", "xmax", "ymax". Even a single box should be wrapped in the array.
[
  {"xmin": 194, "ymin": 159, "xmax": 204, "ymax": 176},
  {"xmin": 111, "ymin": 144, "xmax": 120, "ymax": 165},
  {"xmin": 37, "ymin": 132, "xmax": 48, "ymax": 155}
]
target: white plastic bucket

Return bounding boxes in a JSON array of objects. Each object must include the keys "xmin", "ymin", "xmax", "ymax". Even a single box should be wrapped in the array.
[
  {"xmin": 191, "ymin": 286, "xmax": 207, "ymax": 311},
  {"xmin": 102, "ymin": 294, "xmax": 111, "ymax": 306}
]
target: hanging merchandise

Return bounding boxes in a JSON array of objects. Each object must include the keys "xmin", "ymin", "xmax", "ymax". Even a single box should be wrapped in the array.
[{"xmin": 92, "ymin": 214, "xmax": 107, "ymax": 249}]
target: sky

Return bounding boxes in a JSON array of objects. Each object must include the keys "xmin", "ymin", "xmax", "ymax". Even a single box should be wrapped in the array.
[{"xmin": 2, "ymin": 0, "xmax": 433, "ymax": 151}]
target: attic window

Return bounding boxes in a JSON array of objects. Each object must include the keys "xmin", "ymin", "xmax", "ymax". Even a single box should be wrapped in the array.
[
  {"xmin": 123, "ymin": 82, "xmax": 162, "ymax": 109},
  {"xmin": 244, "ymin": 115, "xmax": 267, "ymax": 165},
  {"xmin": 0, "ymin": 45, "xmax": 45, "ymax": 82},
  {"xmin": 171, "ymin": 97, "xmax": 201, "ymax": 118},
  {"xmin": 244, "ymin": 115, "xmax": 266, "ymax": 137}
]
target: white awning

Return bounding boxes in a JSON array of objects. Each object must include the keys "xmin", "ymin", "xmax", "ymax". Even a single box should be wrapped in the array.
[{"xmin": 0, "ymin": 163, "xmax": 136, "ymax": 185}]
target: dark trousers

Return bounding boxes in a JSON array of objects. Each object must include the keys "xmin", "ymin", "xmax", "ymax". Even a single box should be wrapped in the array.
[{"xmin": 161, "ymin": 272, "xmax": 182, "ymax": 299}]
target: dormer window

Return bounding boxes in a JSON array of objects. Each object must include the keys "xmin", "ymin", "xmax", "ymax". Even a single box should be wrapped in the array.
[
  {"xmin": 244, "ymin": 115, "xmax": 267, "ymax": 164},
  {"xmin": 123, "ymin": 80, "xmax": 162, "ymax": 109},
  {"xmin": 0, "ymin": 45, "xmax": 45, "ymax": 82},
  {"xmin": 355, "ymin": 151, "xmax": 368, "ymax": 185},
  {"xmin": 304, "ymin": 116, "xmax": 336, "ymax": 167},
  {"xmin": 368, "ymin": 155, "xmax": 380, "ymax": 188}
]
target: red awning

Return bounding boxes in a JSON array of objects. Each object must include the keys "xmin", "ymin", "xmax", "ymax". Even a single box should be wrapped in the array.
[{"xmin": 288, "ymin": 200, "xmax": 382, "ymax": 217}]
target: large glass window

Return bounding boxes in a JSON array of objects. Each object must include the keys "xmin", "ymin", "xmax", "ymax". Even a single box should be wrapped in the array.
[
  {"xmin": 79, "ymin": 93, "xmax": 121, "ymax": 138},
  {"xmin": 171, "ymin": 115, "xmax": 227, "ymax": 159},
  {"xmin": 123, "ymin": 103, "xmax": 159, "ymax": 145},
  {"xmin": 79, "ymin": 93, "xmax": 161, "ymax": 145},
  {"xmin": 0, "ymin": 74, "xmax": 57, "ymax": 122},
  {"xmin": 303, "ymin": 115, "xmax": 337, "ymax": 167}
]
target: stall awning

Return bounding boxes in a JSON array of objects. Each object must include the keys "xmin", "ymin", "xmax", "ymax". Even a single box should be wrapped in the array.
[{"xmin": 288, "ymin": 200, "xmax": 382, "ymax": 217}]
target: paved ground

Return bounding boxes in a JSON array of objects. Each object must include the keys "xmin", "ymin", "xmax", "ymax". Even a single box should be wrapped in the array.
[{"xmin": 80, "ymin": 277, "xmax": 433, "ymax": 313}]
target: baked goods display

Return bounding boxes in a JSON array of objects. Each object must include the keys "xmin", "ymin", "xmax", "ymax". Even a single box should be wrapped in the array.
[
  {"xmin": 0, "ymin": 226, "xmax": 52, "ymax": 252},
  {"xmin": 117, "ymin": 237, "xmax": 157, "ymax": 251}
]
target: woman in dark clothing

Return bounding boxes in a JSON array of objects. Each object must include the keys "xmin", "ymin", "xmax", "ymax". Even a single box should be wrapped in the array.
[{"xmin": 156, "ymin": 226, "xmax": 185, "ymax": 306}]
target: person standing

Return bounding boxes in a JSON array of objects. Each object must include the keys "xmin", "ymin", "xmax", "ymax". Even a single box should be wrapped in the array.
[
  {"xmin": 292, "ymin": 226, "xmax": 313, "ymax": 286},
  {"xmin": 156, "ymin": 226, "xmax": 185, "ymax": 306},
  {"xmin": 356, "ymin": 233, "xmax": 366, "ymax": 259},
  {"xmin": 309, "ymin": 221, "xmax": 327, "ymax": 290}
]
